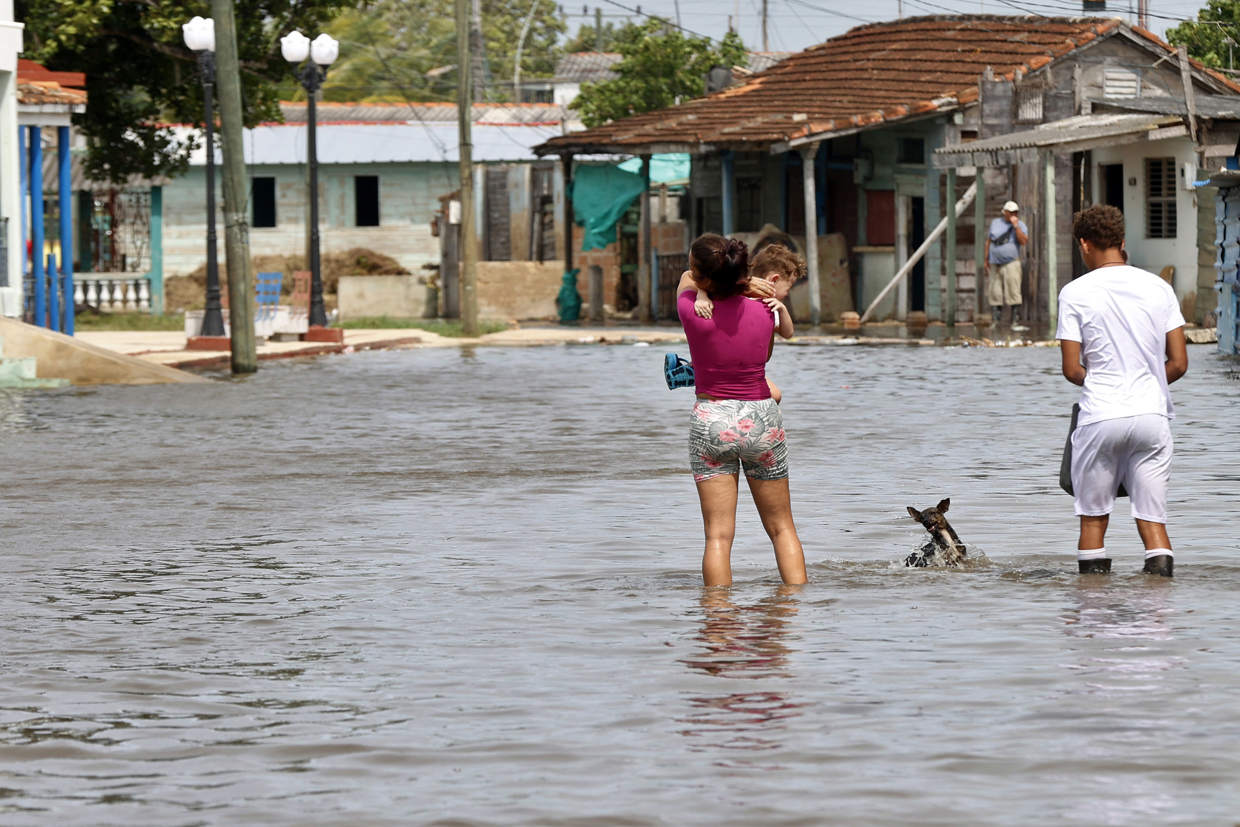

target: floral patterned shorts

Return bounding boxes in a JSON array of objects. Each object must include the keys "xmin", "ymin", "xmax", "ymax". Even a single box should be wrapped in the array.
[{"xmin": 689, "ymin": 398, "xmax": 789, "ymax": 482}]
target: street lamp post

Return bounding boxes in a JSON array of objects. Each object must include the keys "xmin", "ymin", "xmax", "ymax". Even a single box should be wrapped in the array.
[
  {"xmin": 281, "ymin": 31, "xmax": 338, "ymax": 329},
  {"xmin": 183, "ymin": 16, "xmax": 226, "ymax": 338}
]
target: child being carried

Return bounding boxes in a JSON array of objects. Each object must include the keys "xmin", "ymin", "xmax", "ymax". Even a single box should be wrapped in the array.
[{"xmin": 664, "ymin": 243, "xmax": 806, "ymax": 403}]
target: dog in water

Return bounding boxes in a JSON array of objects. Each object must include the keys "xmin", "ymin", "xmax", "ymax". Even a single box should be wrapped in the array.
[{"xmin": 904, "ymin": 498, "xmax": 967, "ymax": 567}]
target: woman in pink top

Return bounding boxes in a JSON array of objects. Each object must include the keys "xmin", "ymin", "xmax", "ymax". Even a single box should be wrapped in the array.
[{"xmin": 677, "ymin": 234, "xmax": 808, "ymax": 587}]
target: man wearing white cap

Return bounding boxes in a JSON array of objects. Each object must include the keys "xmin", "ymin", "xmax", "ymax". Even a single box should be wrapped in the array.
[{"xmin": 985, "ymin": 201, "xmax": 1029, "ymax": 326}]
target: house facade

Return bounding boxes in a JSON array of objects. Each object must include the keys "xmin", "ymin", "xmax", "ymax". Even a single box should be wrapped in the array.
[
  {"xmin": 160, "ymin": 102, "xmax": 568, "ymax": 280},
  {"xmin": 538, "ymin": 15, "xmax": 1240, "ymax": 329}
]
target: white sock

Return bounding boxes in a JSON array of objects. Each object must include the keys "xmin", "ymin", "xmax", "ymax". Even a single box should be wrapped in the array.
[
  {"xmin": 1144, "ymin": 548, "xmax": 1173, "ymax": 559},
  {"xmin": 1078, "ymin": 547, "xmax": 1108, "ymax": 561}
]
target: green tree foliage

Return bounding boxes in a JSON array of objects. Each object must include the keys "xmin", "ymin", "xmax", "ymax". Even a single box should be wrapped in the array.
[
  {"xmin": 313, "ymin": 0, "xmax": 565, "ymax": 104},
  {"xmin": 1168, "ymin": 2, "xmax": 1240, "ymax": 69},
  {"xmin": 570, "ymin": 23, "xmax": 748, "ymax": 128},
  {"xmin": 17, "ymin": 0, "xmax": 350, "ymax": 183},
  {"xmin": 562, "ymin": 19, "xmax": 646, "ymax": 53}
]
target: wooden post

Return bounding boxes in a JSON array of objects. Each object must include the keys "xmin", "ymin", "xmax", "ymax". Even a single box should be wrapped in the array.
[
  {"xmin": 973, "ymin": 165, "xmax": 986, "ymax": 323},
  {"xmin": 799, "ymin": 145, "xmax": 821, "ymax": 326},
  {"xmin": 1044, "ymin": 150, "xmax": 1057, "ymax": 328},
  {"xmin": 638, "ymin": 154, "xmax": 652, "ymax": 323},
  {"xmin": 721, "ymin": 150, "xmax": 735, "ymax": 237},
  {"xmin": 945, "ymin": 166, "xmax": 957, "ymax": 335},
  {"xmin": 457, "ymin": 0, "xmax": 478, "ymax": 336},
  {"xmin": 210, "ymin": 0, "xmax": 257, "ymax": 372}
]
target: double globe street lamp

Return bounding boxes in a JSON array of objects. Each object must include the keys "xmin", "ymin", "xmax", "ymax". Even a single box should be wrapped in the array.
[
  {"xmin": 280, "ymin": 30, "xmax": 339, "ymax": 329},
  {"xmin": 182, "ymin": 16, "xmax": 226, "ymax": 338}
]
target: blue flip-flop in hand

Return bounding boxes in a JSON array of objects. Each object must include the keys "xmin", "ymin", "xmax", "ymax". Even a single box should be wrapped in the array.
[{"xmin": 664, "ymin": 353, "xmax": 694, "ymax": 389}]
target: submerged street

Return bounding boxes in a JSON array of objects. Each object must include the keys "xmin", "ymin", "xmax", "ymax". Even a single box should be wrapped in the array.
[{"xmin": 0, "ymin": 344, "xmax": 1238, "ymax": 825}]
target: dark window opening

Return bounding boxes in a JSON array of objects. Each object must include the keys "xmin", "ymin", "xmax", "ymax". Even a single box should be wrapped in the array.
[
  {"xmin": 736, "ymin": 177, "xmax": 762, "ymax": 232},
  {"xmin": 252, "ymin": 177, "xmax": 276, "ymax": 228},
  {"xmin": 355, "ymin": 176, "xmax": 380, "ymax": 227},
  {"xmin": 1145, "ymin": 158, "xmax": 1176, "ymax": 239},
  {"xmin": 897, "ymin": 138, "xmax": 925, "ymax": 165}
]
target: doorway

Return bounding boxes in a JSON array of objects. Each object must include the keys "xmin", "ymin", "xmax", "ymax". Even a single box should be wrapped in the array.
[{"xmin": 1101, "ymin": 164, "xmax": 1124, "ymax": 213}]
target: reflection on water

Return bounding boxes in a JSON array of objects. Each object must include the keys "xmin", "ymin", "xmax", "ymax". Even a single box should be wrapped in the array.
[
  {"xmin": 1065, "ymin": 580, "xmax": 1175, "ymax": 641},
  {"xmin": 682, "ymin": 586, "xmax": 800, "ymax": 679},
  {"xmin": 0, "ymin": 345, "xmax": 1238, "ymax": 824},
  {"xmin": 679, "ymin": 587, "xmax": 805, "ymax": 759}
]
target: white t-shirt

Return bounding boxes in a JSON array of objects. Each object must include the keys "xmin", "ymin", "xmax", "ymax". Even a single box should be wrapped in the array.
[{"xmin": 1056, "ymin": 264, "xmax": 1185, "ymax": 426}]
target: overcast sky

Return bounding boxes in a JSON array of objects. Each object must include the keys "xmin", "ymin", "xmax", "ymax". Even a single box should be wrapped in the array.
[{"xmin": 563, "ymin": 0, "xmax": 1208, "ymax": 54}]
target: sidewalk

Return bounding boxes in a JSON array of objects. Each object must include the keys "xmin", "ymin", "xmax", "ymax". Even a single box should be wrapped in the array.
[{"xmin": 77, "ymin": 320, "xmax": 1075, "ymax": 371}]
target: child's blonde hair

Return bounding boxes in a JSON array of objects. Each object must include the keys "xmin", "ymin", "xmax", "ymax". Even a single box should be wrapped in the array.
[{"xmin": 750, "ymin": 244, "xmax": 807, "ymax": 283}]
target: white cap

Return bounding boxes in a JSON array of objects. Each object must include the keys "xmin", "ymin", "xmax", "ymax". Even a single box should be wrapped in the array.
[{"xmin": 1003, "ymin": 200, "xmax": 1019, "ymax": 212}]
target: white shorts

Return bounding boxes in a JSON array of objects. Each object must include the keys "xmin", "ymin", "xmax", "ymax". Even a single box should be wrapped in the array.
[{"xmin": 1071, "ymin": 414, "xmax": 1172, "ymax": 522}]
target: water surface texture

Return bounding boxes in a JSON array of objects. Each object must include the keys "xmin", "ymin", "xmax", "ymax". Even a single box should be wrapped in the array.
[{"xmin": 1, "ymin": 344, "xmax": 1239, "ymax": 826}]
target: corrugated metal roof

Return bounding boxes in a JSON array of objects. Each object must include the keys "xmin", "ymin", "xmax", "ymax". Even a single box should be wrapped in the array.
[
  {"xmin": 278, "ymin": 101, "xmax": 568, "ymax": 125},
  {"xmin": 536, "ymin": 15, "xmax": 1240, "ymax": 155},
  {"xmin": 179, "ymin": 121, "xmax": 564, "ymax": 166},
  {"xmin": 932, "ymin": 113, "xmax": 1185, "ymax": 167},
  {"xmin": 553, "ymin": 52, "xmax": 622, "ymax": 83}
]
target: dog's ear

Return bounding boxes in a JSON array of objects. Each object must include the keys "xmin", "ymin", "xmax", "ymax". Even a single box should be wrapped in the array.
[
  {"xmin": 937, "ymin": 498, "xmax": 950, "ymax": 513},
  {"xmin": 907, "ymin": 506, "xmax": 922, "ymax": 520}
]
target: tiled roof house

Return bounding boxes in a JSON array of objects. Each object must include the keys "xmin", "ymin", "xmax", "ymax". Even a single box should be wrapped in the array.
[{"xmin": 536, "ymin": 16, "xmax": 1240, "ymax": 328}]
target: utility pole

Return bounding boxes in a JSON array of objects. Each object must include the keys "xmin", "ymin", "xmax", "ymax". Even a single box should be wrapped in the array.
[
  {"xmin": 471, "ymin": 0, "xmax": 486, "ymax": 104},
  {"xmin": 457, "ymin": 0, "xmax": 479, "ymax": 336},
  {"xmin": 595, "ymin": 6, "xmax": 603, "ymax": 52},
  {"xmin": 753, "ymin": 0, "xmax": 763, "ymax": 51},
  {"xmin": 209, "ymin": 0, "xmax": 257, "ymax": 373}
]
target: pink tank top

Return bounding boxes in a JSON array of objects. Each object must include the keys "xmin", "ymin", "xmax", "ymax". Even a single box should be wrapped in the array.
[{"xmin": 678, "ymin": 289, "xmax": 773, "ymax": 400}]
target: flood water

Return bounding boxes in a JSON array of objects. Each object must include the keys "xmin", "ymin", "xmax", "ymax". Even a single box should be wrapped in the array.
[{"xmin": 1, "ymin": 342, "xmax": 1239, "ymax": 826}]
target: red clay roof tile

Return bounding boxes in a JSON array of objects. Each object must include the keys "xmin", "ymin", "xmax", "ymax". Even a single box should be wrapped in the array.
[{"xmin": 538, "ymin": 15, "xmax": 1212, "ymax": 153}]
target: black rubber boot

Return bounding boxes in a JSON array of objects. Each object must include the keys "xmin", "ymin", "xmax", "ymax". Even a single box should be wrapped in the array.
[
  {"xmin": 1143, "ymin": 554, "xmax": 1174, "ymax": 577},
  {"xmin": 1078, "ymin": 558, "xmax": 1112, "ymax": 574}
]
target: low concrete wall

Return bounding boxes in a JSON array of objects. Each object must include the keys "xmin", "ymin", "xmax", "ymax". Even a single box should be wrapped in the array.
[
  {"xmin": 337, "ymin": 275, "xmax": 437, "ymax": 321},
  {"xmin": 0, "ymin": 317, "xmax": 210, "ymax": 385},
  {"xmin": 477, "ymin": 261, "xmax": 564, "ymax": 320}
]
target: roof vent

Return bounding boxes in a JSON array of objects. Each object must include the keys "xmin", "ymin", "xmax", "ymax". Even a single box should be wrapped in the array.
[
  {"xmin": 1104, "ymin": 67, "xmax": 1140, "ymax": 99},
  {"xmin": 1082, "ymin": 0, "xmax": 1105, "ymax": 11}
]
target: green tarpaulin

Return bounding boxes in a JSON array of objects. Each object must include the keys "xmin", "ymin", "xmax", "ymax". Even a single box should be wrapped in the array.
[
  {"xmin": 571, "ymin": 164, "xmax": 648, "ymax": 252},
  {"xmin": 570, "ymin": 154, "xmax": 690, "ymax": 252}
]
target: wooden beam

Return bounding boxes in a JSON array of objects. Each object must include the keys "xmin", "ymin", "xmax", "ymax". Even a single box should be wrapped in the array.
[
  {"xmin": 1178, "ymin": 44, "xmax": 1199, "ymax": 144},
  {"xmin": 860, "ymin": 181, "xmax": 977, "ymax": 324}
]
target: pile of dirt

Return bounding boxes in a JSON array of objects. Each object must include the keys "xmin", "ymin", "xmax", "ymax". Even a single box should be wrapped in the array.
[{"xmin": 165, "ymin": 248, "xmax": 410, "ymax": 312}]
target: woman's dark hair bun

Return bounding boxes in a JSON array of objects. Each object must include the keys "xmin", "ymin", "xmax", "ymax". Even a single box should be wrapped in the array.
[
  {"xmin": 690, "ymin": 234, "xmax": 751, "ymax": 300},
  {"xmin": 725, "ymin": 238, "xmax": 750, "ymax": 274}
]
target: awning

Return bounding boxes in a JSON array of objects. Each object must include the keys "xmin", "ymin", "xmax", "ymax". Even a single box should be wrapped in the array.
[{"xmin": 933, "ymin": 113, "xmax": 1187, "ymax": 168}]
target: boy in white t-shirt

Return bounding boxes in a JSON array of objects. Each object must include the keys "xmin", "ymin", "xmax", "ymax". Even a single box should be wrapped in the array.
[{"xmin": 1057, "ymin": 205, "xmax": 1189, "ymax": 577}]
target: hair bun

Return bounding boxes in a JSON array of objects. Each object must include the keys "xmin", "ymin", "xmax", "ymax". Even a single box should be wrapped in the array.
[{"xmin": 724, "ymin": 237, "xmax": 750, "ymax": 270}]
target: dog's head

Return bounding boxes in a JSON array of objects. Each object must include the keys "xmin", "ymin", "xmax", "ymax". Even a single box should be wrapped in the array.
[{"xmin": 906, "ymin": 498, "xmax": 951, "ymax": 533}]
